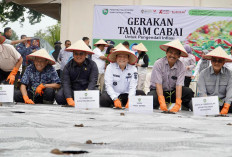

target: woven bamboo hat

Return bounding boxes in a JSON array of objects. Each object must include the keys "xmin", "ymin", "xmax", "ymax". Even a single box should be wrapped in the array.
[
  {"xmin": 0, "ymin": 36, "xmax": 6, "ymax": 44},
  {"xmin": 134, "ymin": 43, "xmax": 148, "ymax": 52},
  {"xmin": 160, "ymin": 39, "xmax": 188, "ymax": 57},
  {"xmin": 94, "ymin": 39, "xmax": 108, "ymax": 47},
  {"xmin": 112, "ymin": 43, "xmax": 124, "ymax": 50},
  {"xmin": 27, "ymin": 48, "xmax": 56, "ymax": 65},
  {"xmin": 66, "ymin": 40, "xmax": 94, "ymax": 54},
  {"xmin": 108, "ymin": 45, "xmax": 138, "ymax": 65},
  {"xmin": 203, "ymin": 46, "xmax": 232, "ymax": 62}
]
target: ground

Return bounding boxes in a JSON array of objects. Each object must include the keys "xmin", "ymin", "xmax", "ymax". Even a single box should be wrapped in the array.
[{"xmin": 0, "ymin": 103, "xmax": 231, "ymax": 157}]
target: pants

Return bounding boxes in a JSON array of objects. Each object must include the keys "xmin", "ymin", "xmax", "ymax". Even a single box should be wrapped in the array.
[
  {"xmin": 100, "ymin": 90, "xmax": 146, "ymax": 108},
  {"xmin": 0, "ymin": 69, "xmax": 10, "ymax": 83},
  {"xmin": 21, "ymin": 66, "xmax": 27, "ymax": 78},
  {"xmin": 97, "ymin": 73, "xmax": 104, "ymax": 94},
  {"xmin": 55, "ymin": 88, "xmax": 74, "ymax": 105},
  {"xmin": 59, "ymin": 70, "xmax": 63, "ymax": 83},
  {"xmin": 184, "ymin": 76, "xmax": 192, "ymax": 88},
  {"xmin": 14, "ymin": 88, "xmax": 55, "ymax": 104},
  {"xmin": 147, "ymin": 87, "xmax": 194, "ymax": 110},
  {"xmin": 0, "ymin": 69, "xmax": 20, "ymax": 89},
  {"xmin": 137, "ymin": 73, "xmax": 146, "ymax": 90}
]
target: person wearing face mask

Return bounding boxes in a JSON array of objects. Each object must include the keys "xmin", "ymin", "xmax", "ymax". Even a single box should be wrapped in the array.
[
  {"xmin": 55, "ymin": 40, "xmax": 98, "ymax": 107},
  {"xmin": 197, "ymin": 47, "xmax": 232, "ymax": 115},
  {"xmin": 148, "ymin": 39, "xmax": 194, "ymax": 112},
  {"xmin": 100, "ymin": 45, "xmax": 145, "ymax": 109}
]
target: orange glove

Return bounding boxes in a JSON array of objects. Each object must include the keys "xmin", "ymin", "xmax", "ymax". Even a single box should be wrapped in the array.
[
  {"xmin": 220, "ymin": 103, "xmax": 230, "ymax": 115},
  {"xmin": 158, "ymin": 95, "xmax": 168, "ymax": 111},
  {"xmin": 114, "ymin": 98, "xmax": 122, "ymax": 108},
  {"xmin": 35, "ymin": 84, "xmax": 46, "ymax": 96},
  {"xmin": 6, "ymin": 67, "xmax": 19, "ymax": 85},
  {"xmin": 170, "ymin": 98, "xmax": 182, "ymax": 112},
  {"xmin": 125, "ymin": 99, "xmax": 129, "ymax": 108},
  {"xmin": 66, "ymin": 98, "xmax": 75, "ymax": 107},
  {"xmin": 23, "ymin": 95, "xmax": 35, "ymax": 104}
]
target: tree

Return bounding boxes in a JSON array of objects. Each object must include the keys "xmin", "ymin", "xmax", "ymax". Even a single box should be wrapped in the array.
[
  {"xmin": 34, "ymin": 22, "xmax": 60, "ymax": 47},
  {"xmin": 0, "ymin": 0, "xmax": 43, "ymax": 26},
  {"xmin": 11, "ymin": 30, "xmax": 19, "ymax": 40}
]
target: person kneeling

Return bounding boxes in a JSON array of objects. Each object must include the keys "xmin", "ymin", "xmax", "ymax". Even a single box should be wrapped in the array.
[
  {"xmin": 197, "ymin": 47, "xmax": 232, "ymax": 115},
  {"xmin": 14, "ymin": 49, "xmax": 61, "ymax": 104},
  {"xmin": 55, "ymin": 40, "xmax": 98, "ymax": 107},
  {"xmin": 100, "ymin": 46, "xmax": 145, "ymax": 109},
  {"xmin": 148, "ymin": 39, "xmax": 194, "ymax": 112}
]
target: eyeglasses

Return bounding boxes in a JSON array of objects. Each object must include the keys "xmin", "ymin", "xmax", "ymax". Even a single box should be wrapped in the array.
[
  {"xmin": 211, "ymin": 58, "xmax": 224, "ymax": 63},
  {"xmin": 167, "ymin": 50, "xmax": 180, "ymax": 56},
  {"xmin": 66, "ymin": 44, "xmax": 71, "ymax": 45},
  {"xmin": 73, "ymin": 52, "xmax": 85, "ymax": 56}
]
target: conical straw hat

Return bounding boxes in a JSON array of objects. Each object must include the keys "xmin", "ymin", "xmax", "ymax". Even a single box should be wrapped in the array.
[
  {"xmin": 134, "ymin": 43, "xmax": 148, "ymax": 52},
  {"xmin": 160, "ymin": 39, "xmax": 188, "ymax": 57},
  {"xmin": 203, "ymin": 46, "xmax": 232, "ymax": 62},
  {"xmin": 27, "ymin": 48, "xmax": 56, "ymax": 65},
  {"xmin": 0, "ymin": 36, "xmax": 6, "ymax": 44},
  {"xmin": 66, "ymin": 40, "xmax": 93, "ymax": 54},
  {"xmin": 112, "ymin": 43, "xmax": 124, "ymax": 50},
  {"xmin": 94, "ymin": 39, "xmax": 108, "ymax": 47},
  {"xmin": 108, "ymin": 45, "xmax": 138, "ymax": 65}
]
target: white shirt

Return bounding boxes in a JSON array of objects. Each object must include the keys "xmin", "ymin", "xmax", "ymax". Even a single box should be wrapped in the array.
[
  {"xmin": 105, "ymin": 63, "xmax": 138, "ymax": 100},
  {"xmin": 224, "ymin": 54, "xmax": 232, "ymax": 71},
  {"xmin": 179, "ymin": 54, "xmax": 196, "ymax": 77},
  {"xmin": 0, "ymin": 44, "xmax": 21, "ymax": 72},
  {"xmin": 92, "ymin": 47, "xmax": 105, "ymax": 74},
  {"xmin": 193, "ymin": 59, "xmax": 212, "ymax": 77},
  {"xmin": 137, "ymin": 58, "xmax": 147, "ymax": 74}
]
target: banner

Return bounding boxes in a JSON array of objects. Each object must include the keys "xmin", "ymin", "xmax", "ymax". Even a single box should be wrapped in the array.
[{"xmin": 93, "ymin": 5, "xmax": 232, "ymax": 65}]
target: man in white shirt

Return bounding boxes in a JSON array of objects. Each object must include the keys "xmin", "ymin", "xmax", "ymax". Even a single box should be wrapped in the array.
[
  {"xmin": 0, "ymin": 36, "xmax": 23, "ymax": 85},
  {"xmin": 100, "ymin": 46, "xmax": 145, "ymax": 109},
  {"xmin": 92, "ymin": 39, "xmax": 108, "ymax": 93}
]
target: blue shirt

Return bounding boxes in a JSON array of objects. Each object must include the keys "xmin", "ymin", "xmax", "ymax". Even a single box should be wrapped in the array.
[
  {"xmin": 16, "ymin": 43, "xmax": 32, "ymax": 66},
  {"xmin": 30, "ymin": 45, "xmax": 40, "ymax": 51},
  {"xmin": 21, "ymin": 64, "xmax": 61, "ymax": 92}
]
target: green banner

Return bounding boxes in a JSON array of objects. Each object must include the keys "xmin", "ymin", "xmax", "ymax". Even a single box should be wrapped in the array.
[
  {"xmin": 93, "ymin": 39, "xmax": 168, "ymax": 66},
  {"xmin": 189, "ymin": 9, "xmax": 232, "ymax": 17}
]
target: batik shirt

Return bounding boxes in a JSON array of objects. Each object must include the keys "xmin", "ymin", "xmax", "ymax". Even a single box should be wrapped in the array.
[
  {"xmin": 16, "ymin": 43, "xmax": 32, "ymax": 66},
  {"xmin": 21, "ymin": 64, "xmax": 61, "ymax": 92}
]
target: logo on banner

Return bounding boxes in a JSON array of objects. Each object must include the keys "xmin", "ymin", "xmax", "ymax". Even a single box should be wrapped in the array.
[
  {"xmin": 102, "ymin": 9, "xmax": 108, "ymax": 15},
  {"xmin": 85, "ymin": 93, "xmax": 88, "ymax": 96},
  {"xmin": 141, "ymin": 9, "xmax": 152, "ymax": 14},
  {"xmin": 203, "ymin": 99, "xmax": 207, "ymax": 103},
  {"xmin": 0, "ymin": 87, "xmax": 2, "ymax": 90},
  {"xmin": 138, "ymin": 98, "xmax": 141, "ymax": 102},
  {"xmin": 159, "ymin": 10, "xmax": 170, "ymax": 14}
]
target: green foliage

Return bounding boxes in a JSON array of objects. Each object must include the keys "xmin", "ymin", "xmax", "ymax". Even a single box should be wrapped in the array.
[
  {"xmin": 34, "ymin": 22, "xmax": 60, "ymax": 47},
  {"xmin": 0, "ymin": 0, "xmax": 43, "ymax": 26},
  {"xmin": 11, "ymin": 29, "xmax": 19, "ymax": 40}
]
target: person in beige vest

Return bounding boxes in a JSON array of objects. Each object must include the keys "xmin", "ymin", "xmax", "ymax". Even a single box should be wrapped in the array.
[{"xmin": 134, "ymin": 43, "xmax": 149, "ymax": 91}]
